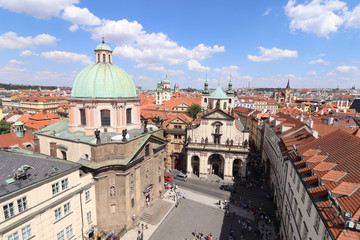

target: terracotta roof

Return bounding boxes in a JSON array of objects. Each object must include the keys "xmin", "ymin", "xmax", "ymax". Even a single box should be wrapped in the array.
[
  {"xmin": 321, "ymin": 170, "xmax": 347, "ymax": 182},
  {"xmin": 313, "ymin": 162, "xmax": 337, "ymax": 171},
  {"xmin": 303, "ymin": 149, "xmax": 321, "ymax": 157},
  {"xmin": 307, "ymin": 154, "xmax": 327, "ymax": 163},
  {"xmin": 0, "ymin": 132, "xmax": 34, "ymax": 150},
  {"xmin": 331, "ymin": 182, "xmax": 360, "ymax": 196}
]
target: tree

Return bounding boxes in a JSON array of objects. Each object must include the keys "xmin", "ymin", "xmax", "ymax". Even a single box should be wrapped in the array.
[
  {"xmin": 0, "ymin": 120, "xmax": 11, "ymax": 134},
  {"xmin": 187, "ymin": 104, "xmax": 201, "ymax": 120},
  {"xmin": 278, "ymin": 104, "xmax": 283, "ymax": 108}
]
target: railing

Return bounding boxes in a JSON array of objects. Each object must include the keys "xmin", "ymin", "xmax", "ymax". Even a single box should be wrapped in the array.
[{"xmin": 188, "ymin": 142, "xmax": 248, "ymax": 151}]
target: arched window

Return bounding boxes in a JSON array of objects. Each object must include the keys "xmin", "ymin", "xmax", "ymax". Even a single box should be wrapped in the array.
[
  {"xmin": 97, "ymin": 54, "xmax": 100, "ymax": 62},
  {"xmin": 101, "ymin": 109, "xmax": 111, "ymax": 126},
  {"xmin": 80, "ymin": 108, "xmax": 86, "ymax": 125},
  {"xmin": 204, "ymin": 98, "xmax": 207, "ymax": 103},
  {"xmin": 223, "ymin": 102, "xmax": 227, "ymax": 110},
  {"xmin": 229, "ymin": 99, "xmax": 232, "ymax": 103},
  {"xmin": 126, "ymin": 108, "xmax": 132, "ymax": 124},
  {"xmin": 109, "ymin": 54, "xmax": 111, "ymax": 63},
  {"xmin": 103, "ymin": 54, "xmax": 106, "ymax": 62}
]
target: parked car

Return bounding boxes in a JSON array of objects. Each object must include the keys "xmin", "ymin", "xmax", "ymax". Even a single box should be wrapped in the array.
[
  {"xmin": 220, "ymin": 185, "xmax": 236, "ymax": 193},
  {"xmin": 174, "ymin": 173, "xmax": 187, "ymax": 182},
  {"xmin": 164, "ymin": 174, "xmax": 173, "ymax": 181}
]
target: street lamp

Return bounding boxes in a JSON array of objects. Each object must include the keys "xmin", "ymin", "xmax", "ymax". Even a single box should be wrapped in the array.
[{"xmin": 141, "ymin": 223, "xmax": 144, "ymax": 240}]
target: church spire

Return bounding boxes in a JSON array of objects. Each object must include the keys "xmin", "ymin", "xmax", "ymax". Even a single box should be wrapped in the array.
[{"xmin": 286, "ymin": 79, "xmax": 290, "ymax": 89}]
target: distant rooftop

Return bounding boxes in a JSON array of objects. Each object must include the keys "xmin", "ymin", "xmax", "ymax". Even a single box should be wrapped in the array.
[{"xmin": 0, "ymin": 150, "xmax": 80, "ymax": 197}]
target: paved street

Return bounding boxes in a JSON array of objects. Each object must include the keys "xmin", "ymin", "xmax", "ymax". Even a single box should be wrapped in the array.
[
  {"xmin": 149, "ymin": 171, "xmax": 277, "ymax": 240},
  {"xmin": 149, "ymin": 193, "xmax": 259, "ymax": 240}
]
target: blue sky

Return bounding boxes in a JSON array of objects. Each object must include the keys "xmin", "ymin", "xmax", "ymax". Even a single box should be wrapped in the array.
[{"xmin": 0, "ymin": 0, "xmax": 359, "ymax": 90}]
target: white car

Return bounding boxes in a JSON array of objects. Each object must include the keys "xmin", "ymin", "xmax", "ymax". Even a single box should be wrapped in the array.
[{"xmin": 174, "ymin": 173, "xmax": 188, "ymax": 182}]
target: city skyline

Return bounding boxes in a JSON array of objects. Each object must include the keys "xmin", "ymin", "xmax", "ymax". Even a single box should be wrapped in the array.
[{"xmin": 0, "ymin": 0, "xmax": 359, "ymax": 90}]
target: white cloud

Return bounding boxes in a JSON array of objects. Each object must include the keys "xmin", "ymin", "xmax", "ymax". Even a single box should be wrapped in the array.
[
  {"xmin": 248, "ymin": 47, "xmax": 298, "ymax": 62},
  {"xmin": 308, "ymin": 58, "xmax": 327, "ymax": 65},
  {"xmin": 307, "ymin": 71, "xmax": 317, "ymax": 75},
  {"xmin": 344, "ymin": 5, "xmax": 360, "ymax": 28},
  {"xmin": 187, "ymin": 60, "xmax": 210, "ymax": 72},
  {"xmin": 286, "ymin": 74, "xmax": 296, "ymax": 79},
  {"xmin": 0, "ymin": 32, "xmax": 57, "ymax": 50},
  {"xmin": 69, "ymin": 24, "xmax": 79, "ymax": 32},
  {"xmin": 284, "ymin": 0, "xmax": 346, "ymax": 38},
  {"xmin": 327, "ymin": 72, "xmax": 336, "ymax": 76},
  {"xmin": 336, "ymin": 65, "xmax": 358, "ymax": 73},
  {"xmin": 8, "ymin": 59, "xmax": 29, "ymax": 64},
  {"xmin": 0, "ymin": 66, "xmax": 27, "ymax": 73},
  {"xmin": 87, "ymin": 19, "xmax": 224, "ymax": 67},
  {"xmin": 41, "ymin": 51, "xmax": 92, "ymax": 65},
  {"xmin": 0, "ymin": 0, "xmax": 78, "ymax": 19},
  {"xmin": 61, "ymin": 5, "xmax": 101, "ymax": 27},
  {"xmin": 19, "ymin": 50, "xmax": 37, "ymax": 57},
  {"xmin": 263, "ymin": 8, "xmax": 272, "ymax": 16}
]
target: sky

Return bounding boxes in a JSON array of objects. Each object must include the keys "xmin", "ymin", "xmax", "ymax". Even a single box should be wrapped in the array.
[{"xmin": 0, "ymin": 0, "xmax": 359, "ymax": 90}]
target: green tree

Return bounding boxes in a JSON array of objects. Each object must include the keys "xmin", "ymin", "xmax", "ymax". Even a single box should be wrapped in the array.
[
  {"xmin": 278, "ymin": 104, "xmax": 283, "ymax": 108},
  {"xmin": 0, "ymin": 120, "xmax": 11, "ymax": 134},
  {"xmin": 187, "ymin": 104, "xmax": 201, "ymax": 120}
]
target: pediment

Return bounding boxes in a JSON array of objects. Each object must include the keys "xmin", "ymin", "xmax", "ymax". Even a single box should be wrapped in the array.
[{"xmin": 202, "ymin": 109, "xmax": 234, "ymax": 120}]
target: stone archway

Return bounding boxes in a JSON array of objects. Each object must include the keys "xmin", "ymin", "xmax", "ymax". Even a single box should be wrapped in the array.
[
  {"xmin": 191, "ymin": 155, "xmax": 200, "ymax": 176},
  {"xmin": 233, "ymin": 159, "xmax": 241, "ymax": 177},
  {"xmin": 208, "ymin": 154, "xmax": 224, "ymax": 178}
]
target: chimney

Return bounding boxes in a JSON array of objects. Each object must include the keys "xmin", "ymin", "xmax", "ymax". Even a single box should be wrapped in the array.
[
  {"xmin": 33, "ymin": 136, "xmax": 40, "ymax": 153},
  {"xmin": 50, "ymin": 142, "xmax": 57, "ymax": 158}
]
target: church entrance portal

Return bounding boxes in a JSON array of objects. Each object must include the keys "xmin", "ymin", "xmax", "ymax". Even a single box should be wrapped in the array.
[
  {"xmin": 191, "ymin": 155, "xmax": 200, "ymax": 176},
  {"xmin": 208, "ymin": 154, "xmax": 224, "ymax": 178}
]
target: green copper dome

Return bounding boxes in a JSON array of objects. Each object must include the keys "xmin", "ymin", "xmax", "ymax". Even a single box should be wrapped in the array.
[
  {"xmin": 163, "ymin": 77, "xmax": 170, "ymax": 84},
  {"xmin": 95, "ymin": 43, "xmax": 112, "ymax": 51},
  {"xmin": 70, "ymin": 62, "xmax": 138, "ymax": 99},
  {"xmin": 209, "ymin": 87, "xmax": 228, "ymax": 99}
]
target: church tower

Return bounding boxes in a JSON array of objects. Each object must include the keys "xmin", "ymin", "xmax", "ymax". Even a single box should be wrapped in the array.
[
  {"xmin": 284, "ymin": 79, "xmax": 292, "ymax": 103},
  {"xmin": 201, "ymin": 79, "xmax": 210, "ymax": 110}
]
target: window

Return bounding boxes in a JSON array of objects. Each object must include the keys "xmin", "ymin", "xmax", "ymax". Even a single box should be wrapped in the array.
[
  {"xmin": 297, "ymin": 210, "xmax": 303, "ymax": 228},
  {"xmin": 80, "ymin": 108, "xmax": 86, "ymax": 125},
  {"xmin": 66, "ymin": 225, "xmax": 73, "ymax": 239},
  {"xmin": 85, "ymin": 190, "xmax": 90, "ymax": 202},
  {"xmin": 3, "ymin": 202, "xmax": 15, "ymax": 220},
  {"xmin": 145, "ymin": 145, "xmax": 149, "ymax": 156},
  {"xmin": 64, "ymin": 202, "xmax": 71, "ymax": 215},
  {"xmin": 229, "ymin": 99, "xmax": 232, "ymax": 103},
  {"xmin": 57, "ymin": 230, "xmax": 65, "ymax": 240},
  {"xmin": 7, "ymin": 232, "xmax": 19, "ymax": 240},
  {"xmin": 110, "ymin": 186, "xmax": 116, "ymax": 198},
  {"xmin": 17, "ymin": 197, "xmax": 28, "ymax": 213},
  {"xmin": 52, "ymin": 182, "xmax": 60, "ymax": 195},
  {"xmin": 61, "ymin": 179, "xmax": 69, "ymax": 191},
  {"xmin": 223, "ymin": 102, "xmax": 227, "ymax": 110},
  {"xmin": 301, "ymin": 187, "xmax": 306, "ymax": 203},
  {"xmin": 101, "ymin": 109, "xmax": 111, "ymax": 126},
  {"xmin": 314, "ymin": 213, "xmax": 320, "ymax": 233},
  {"xmin": 126, "ymin": 108, "xmax": 132, "ymax": 124},
  {"xmin": 204, "ymin": 98, "xmax": 207, "ymax": 103},
  {"xmin": 103, "ymin": 54, "xmax": 106, "ymax": 62},
  {"xmin": 61, "ymin": 151, "xmax": 67, "ymax": 160},
  {"xmin": 303, "ymin": 223, "xmax": 308, "ymax": 240},
  {"xmin": 307, "ymin": 198, "xmax": 312, "ymax": 216},
  {"xmin": 297, "ymin": 178, "xmax": 301, "ymax": 192},
  {"xmin": 131, "ymin": 198, "xmax": 135, "ymax": 208},
  {"xmin": 214, "ymin": 136, "xmax": 221, "ymax": 144},
  {"xmin": 21, "ymin": 225, "xmax": 32, "ymax": 240},
  {"xmin": 293, "ymin": 199, "xmax": 298, "ymax": 218},
  {"xmin": 55, "ymin": 207, "xmax": 62, "ymax": 221},
  {"xmin": 323, "ymin": 229, "xmax": 330, "ymax": 240},
  {"xmin": 97, "ymin": 54, "xmax": 100, "ymax": 62},
  {"xmin": 87, "ymin": 211, "xmax": 92, "ymax": 224}
]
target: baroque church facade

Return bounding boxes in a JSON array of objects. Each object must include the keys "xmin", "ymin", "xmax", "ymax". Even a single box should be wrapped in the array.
[
  {"xmin": 33, "ymin": 39, "xmax": 167, "ymax": 236},
  {"xmin": 187, "ymin": 81, "xmax": 250, "ymax": 181}
]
